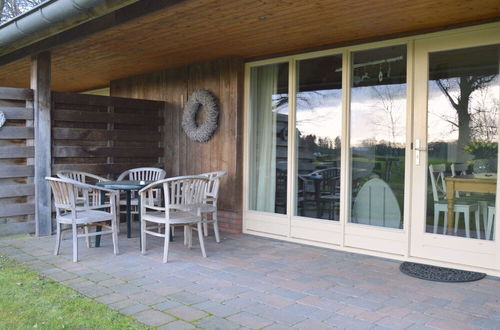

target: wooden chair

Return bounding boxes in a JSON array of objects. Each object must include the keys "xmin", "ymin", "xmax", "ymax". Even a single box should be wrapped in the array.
[
  {"xmin": 46, "ymin": 177, "xmax": 119, "ymax": 262},
  {"xmin": 139, "ymin": 176, "xmax": 209, "ymax": 263},
  {"xmin": 56, "ymin": 170, "xmax": 109, "ymax": 207},
  {"xmin": 429, "ymin": 164, "xmax": 480, "ymax": 238},
  {"xmin": 197, "ymin": 170, "xmax": 226, "ymax": 242},
  {"xmin": 117, "ymin": 167, "xmax": 166, "ymax": 217}
]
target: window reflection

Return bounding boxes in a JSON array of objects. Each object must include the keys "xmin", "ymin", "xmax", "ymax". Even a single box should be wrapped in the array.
[
  {"xmin": 349, "ymin": 45, "xmax": 407, "ymax": 229},
  {"xmin": 295, "ymin": 55, "xmax": 342, "ymax": 220},
  {"xmin": 426, "ymin": 45, "xmax": 499, "ymax": 240}
]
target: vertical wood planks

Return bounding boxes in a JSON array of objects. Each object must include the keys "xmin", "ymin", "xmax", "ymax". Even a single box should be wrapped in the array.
[
  {"xmin": 109, "ymin": 57, "xmax": 244, "ymax": 212},
  {"xmin": 31, "ymin": 52, "xmax": 52, "ymax": 236}
]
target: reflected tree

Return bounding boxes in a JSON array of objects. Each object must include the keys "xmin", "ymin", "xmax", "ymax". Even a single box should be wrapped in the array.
[
  {"xmin": 436, "ymin": 75, "xmax": 496, "ymax": 162},
  {"xmin": 1, "ymin": 0, "xmax": 44, "ymax": 24}
]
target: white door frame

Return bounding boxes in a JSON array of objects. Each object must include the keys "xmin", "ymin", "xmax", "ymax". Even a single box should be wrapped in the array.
[{"xmin": 409, "ymin": 25, "xmax": 500, "ymax": 270}]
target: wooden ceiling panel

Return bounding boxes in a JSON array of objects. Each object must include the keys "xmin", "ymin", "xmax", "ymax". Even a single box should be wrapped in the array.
[{"xmin": 0, "ymin": 0, "xmax": 498, "ymax": 92}]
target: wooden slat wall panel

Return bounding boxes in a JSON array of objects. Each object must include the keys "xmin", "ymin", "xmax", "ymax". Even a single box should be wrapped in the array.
[
  {"xmin": 110, "ymin": 57, "xmax": 244, "ymax": 212},
  {"xmin": 52, "ymin": 92, "xmax": 165, "ymax": 180},
  {"xmin": 0, "ymin": 90, "xmax": 35, "ymax": 235}
]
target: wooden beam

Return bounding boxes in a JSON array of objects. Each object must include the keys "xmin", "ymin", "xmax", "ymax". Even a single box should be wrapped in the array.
[{"xmin": 31, "ymin": 51, "xmax": 52, "ymax": 236}]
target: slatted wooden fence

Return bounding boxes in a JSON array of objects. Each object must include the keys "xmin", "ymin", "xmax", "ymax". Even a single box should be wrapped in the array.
[
  {"xmin": 0, "ymin": 87, "xmax": 35, "ymax": 235},
  {"xmin": 52, "ymin": 92, "xmax": 165, "ymax": 179}
]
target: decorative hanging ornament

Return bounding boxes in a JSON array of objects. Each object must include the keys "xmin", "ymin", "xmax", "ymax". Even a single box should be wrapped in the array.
[
  {"xmin": 182, "ymin": 89, "xmax": 219, "ymax": 143},
  {"xmin": 0, "ymin": 111, "xmax": 5, "ymax": 128}
]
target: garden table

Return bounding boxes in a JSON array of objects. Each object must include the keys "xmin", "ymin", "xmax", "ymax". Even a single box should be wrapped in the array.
[
  {"xmin": 95, "ymin": 180, "xmax": 150, "ymax": 247},
  {"xmin": 444, "ymin": 175, "xmax": 496, "ymax": 232}
]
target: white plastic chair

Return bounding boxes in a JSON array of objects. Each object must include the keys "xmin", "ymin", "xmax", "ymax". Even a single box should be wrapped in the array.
[
  {"xmin": 46, "ymin": 177, "xmax": 119, "ymax": 262},
  {"xmin": 429, "ymin": 164, "xmax": 480, "ymax": 238},
  {"xmin": 198, "ymin": 170, "xmax": 227, "ymax": 242},
  {"xmin": 139, "ymin": 176, "xmax": 209, "ymax": 263}
]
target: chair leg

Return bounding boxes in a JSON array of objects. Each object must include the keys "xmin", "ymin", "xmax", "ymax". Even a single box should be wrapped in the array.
[
  {"xmin": 54, "ymin": 222, "xmax": 62, "ymax": 256},
  {"xmin": 72, "ymin": 223, "xmax": 78, "ymax": 263},
  {"xmin": 443, "ymin": 211, "xmax": 448, "ymax": 235},
  {"xmin": 163, "ymin": 224, "xmax": 170, "ymax": 263},
  {"xmin": 486, "ymin": 208, "xmax": 495, "ymax": 240},
  {"xmin": 183, "ymin": 225, "xmax": 188, "ymax": 246},
  {"xmin": 203, "ymin": 214, "xmax": 208, "ymax": 237},
  {"xmin": 474, "ymin": 209, "xmax": 481, "ymax": 239},
  {"xmin": 141, "ymin": 220, "xmax": 146, "ymax": 255},
  {"xmin": 197, "ymin": 222, "xmax": 207, "ymax": 258},
  {"xmin": 84, "ymin": 225, "xmax": 91, "ymax": 248},
  {"xmin": 112, "ymin": 220, "xmax": 119, "ymax": 256},
  {"xmin": 464, "ymin": 212, "xmax": 470, "ymax": 238},
  {"xmin": 187, "ymin": 225, "xmax": 193, "ymax": 249},
  {"xmin": 213, "ymin": 211, "xmax": 220, "ymax": 243},
  {"xmin": 454, "ymin": 212, "xmax": 460, "ymax": 235},
  {"xmin": 433, "ymin": 208, "xmax": 439, "ymax": 234}
]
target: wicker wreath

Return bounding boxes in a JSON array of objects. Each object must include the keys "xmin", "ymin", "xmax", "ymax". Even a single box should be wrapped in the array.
[
  {"xmin": 182, "ymin": 89, "xmax": 219, "ymax": 142},
  {"xmin": 0, "ymin": 111, "xmax": 5, "ymax": 128}
]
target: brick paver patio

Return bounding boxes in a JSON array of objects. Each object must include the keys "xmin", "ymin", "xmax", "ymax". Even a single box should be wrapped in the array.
[{"xmin": 1, "ymin": 230, "xmax": 499, "ymax": 329}]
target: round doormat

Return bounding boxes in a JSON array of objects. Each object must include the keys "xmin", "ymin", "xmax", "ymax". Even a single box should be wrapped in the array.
[{"xmin": 400, "ymin": 262, "xmax": 486, "ymax": 282}]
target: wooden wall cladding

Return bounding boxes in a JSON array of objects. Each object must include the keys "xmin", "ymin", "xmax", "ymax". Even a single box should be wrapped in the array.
[
  {"xmin": 52, "ymin": 92, "xmax": 165, "ymax": 179},
  {"xmin": 0, "ymin": 87, "xmax": 35, "ymax": 235},
  {"xmin": 110, "ymin": 57, "xmax": 244, "ymax": 213}
]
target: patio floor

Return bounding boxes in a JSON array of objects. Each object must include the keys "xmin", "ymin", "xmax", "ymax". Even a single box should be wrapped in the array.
[{"xmin": 0, "ymin": 229, "xmax": 499, "ymax": 329}]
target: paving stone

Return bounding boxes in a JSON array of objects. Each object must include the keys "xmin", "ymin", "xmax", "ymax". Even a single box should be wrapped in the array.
[
  {"xmin": 158, "ymin": 320, "xmax": 196, "ymax": 330},
  {"xmin": 110, "ymin": 283, "xmax": 144, "ymax": 296},
  {"xmin": 128, "ymin": 291, "xmax": 166, "ymax": 305},
  {"xmin": 133, "ymin": 309, "xmax": 175, "ymax": 326},
  {"xmin": 195, "ymin": 315, "xmax": 241, "ymax": 330},
  {"xmin": 45, "ymin": 270, "xmax": 78, "ymax": 281},
  {"xmin": 169, "ymin": 291, "xmax": 208, "ymax": 305},
  {"xmin": 96, "ymin": 293, "xmax": 128, "ymax": 304},
  {"xmin": 293, "ymin": 318, "xmax": 333, "ymax": 330},
  {"xmin": 98, "ymin": 278, "xmax": 126, "ymax": 287},
  {"xmin": 120, "ymin": 303, "xmax": 149, "ymax": 315},
  {"xmin": 193, "ymin": 300, "xmax": 240, "ymax": 317},
  {"xmin": 153, "ymin": 300, "xmax": 183, "ymax": 311},
  {"xmin": 470, "ymin": 317, "xmax": 500, "ymax": 329},
  {"xmin": 166, "ymin": 305, "xmax": 208, "ymax": 321},
  {"xmin": 227, "ymin": 311, "xmax": 274, "ymax": 329}
]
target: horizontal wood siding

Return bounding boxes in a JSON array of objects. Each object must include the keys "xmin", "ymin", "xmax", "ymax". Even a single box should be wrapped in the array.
[
  {"xmin": 52, "ymin": 92, "xmax": 165, "ymax": 179},
  {"xmin": 110, "ymin": 57, "xmax": 244, "ymax": 215},
  {"xmin": 0, "ymin": 87, "xmax": 35, "ymax": 235}
]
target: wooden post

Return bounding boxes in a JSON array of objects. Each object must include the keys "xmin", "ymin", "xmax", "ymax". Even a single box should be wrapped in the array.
[{"xmin": 31, "ymin": 52, "xmax": 52, "ymax": 236}]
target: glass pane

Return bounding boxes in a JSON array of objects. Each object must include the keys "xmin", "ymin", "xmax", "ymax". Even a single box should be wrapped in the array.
[
  {"xmin": 426, "ymin": 44, "xmax": 499, "ymax": 240},
  {"xmin": 248, "ymin": 63, "xmax": 289, "ymax": 214},
  {"xmin": 349, "ymin": 45, "xmax": 407, "ymax": 229},
  {"xmin": 295, "ymin": 55, "xmax": 343, "ymax": 220}
]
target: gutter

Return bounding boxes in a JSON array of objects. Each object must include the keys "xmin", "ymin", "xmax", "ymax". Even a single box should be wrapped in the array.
[{"xmin": 0, "ymin": 0, "xmax": 138, "ymax": 50}]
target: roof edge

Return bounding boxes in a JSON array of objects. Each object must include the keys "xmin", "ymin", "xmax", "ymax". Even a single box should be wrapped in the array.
[{"xmin": 0, "ymin": 0, "xmax": 138, "ymax": 51}]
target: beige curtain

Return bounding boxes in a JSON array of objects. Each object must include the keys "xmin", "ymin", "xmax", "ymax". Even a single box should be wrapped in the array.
[{"xmin": 249, "ymin": 65, "xmax": 278, "ymax": 212}]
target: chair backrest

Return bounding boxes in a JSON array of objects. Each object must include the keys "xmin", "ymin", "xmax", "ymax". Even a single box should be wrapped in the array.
[
  {"xmin": 200, "ymin": 170, "xmax": 227, "ymax": 201},
  {"xmin": 429, "ymin": 164, "xmax": 447, "ymax": 202},
  {"xmin": 57, "ymin": 170, "xmax": 108, "ymax": 184},
  {"xmin": 140, "ymin": 176, "xmax": 209, "ymax": 219},
  {"xmin": 451, "ymin": 163, "xmax": 468, "ymax": 177},
  {"xmin": 117, "ymin": 167, "xmax": 166, "ymax": 181},
  {"xmin": 47, "ymin": 177, "xmax": 77, "ymax": 211}
]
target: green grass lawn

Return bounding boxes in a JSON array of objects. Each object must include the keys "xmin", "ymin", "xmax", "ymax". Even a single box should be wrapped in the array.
[{"xmin": 0, "ymin": 254, "xmax": 146, "ymax": 329}]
